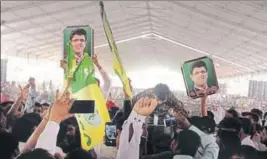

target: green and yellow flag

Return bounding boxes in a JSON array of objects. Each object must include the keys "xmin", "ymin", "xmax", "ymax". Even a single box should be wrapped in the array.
[
  {"xmin": 100, "ymin": 1, "xmax": 133, "ymax": 98},
  {"xmin": 63, "ymin": 26, "xmax": 110, "ymax": 150}
]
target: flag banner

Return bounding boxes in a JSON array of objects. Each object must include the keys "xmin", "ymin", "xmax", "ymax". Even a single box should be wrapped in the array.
[
  {"xmin": 181, "ymin": 56, "xmax": 219, "ymax": 99},
  {"xmin": 63, "ymin": 25, "xmax": 110, "ymax": 150},
  {"xmin": 99, "ymin": 1, "xmax": 133, "ymax": 98}
]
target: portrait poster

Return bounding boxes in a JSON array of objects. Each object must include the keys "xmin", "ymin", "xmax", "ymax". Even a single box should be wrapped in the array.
[
  {"xmin": 181, "ymin": 56, "xmax": 219, "ymax": 99},
  {"xmin": 62, "ymin": 25, "xmax": 110, "ymax": 150}
]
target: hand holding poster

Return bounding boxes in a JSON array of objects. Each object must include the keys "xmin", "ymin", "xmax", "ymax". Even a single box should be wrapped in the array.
[
  {"xmin": 99, "ymin": 1, "xmax": 133, "ymax": 98},
  {"xmin": 62, "ymin": 25, "xmax": 110, "ymax": 150},
  {"xmin": 181, "ymin": 56, "xmax": 219, "ymax": 99}
]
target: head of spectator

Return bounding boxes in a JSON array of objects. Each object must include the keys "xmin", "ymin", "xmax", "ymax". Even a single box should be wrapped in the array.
[
  {"xmin": 250, "ymin": 108, "xmax": 263, "ymax": 120},
  {"xmin": 218, "ymin": 117, "xmax": 242, "ymax": 134},
  {"xmin": 172, "ymin": 129, "xmax": 201, "ymax": 158},
  {"xmin": 12, "ymin": 113, "xmax": 41, "ymax": 142},
  {"xmin": 216, "ymin": 130, "xmax": 241, "ymax": 159},
  {"xmin": 33, "ymin": 102, "xmax": 43, "ymax": 116},
  {"xmin": 16, "ymin": 148, "xmax": 55, "ymax": 159},
  {"xmin": 0, "ymin": 131, "xmax": 19, "ymax": 159},
  {"xmin": 65, "ymin": 148, "xmax": 93, "ymax": 159},
  {"xmin": 231, "ymin": 145, "xmax": 258, "ymax": 159},
  {"xmin": 225, "ymin": 109, "xmax": 239, "ymax": 119}
]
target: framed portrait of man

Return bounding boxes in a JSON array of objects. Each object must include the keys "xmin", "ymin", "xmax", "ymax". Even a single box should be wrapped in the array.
[
  {"xmin": 63, "ymin": 25, "xmax": 94, "ymax": 80},
  {"xmin": 181, "ymin": 56, "xmax": 219, "ymax": 99}
]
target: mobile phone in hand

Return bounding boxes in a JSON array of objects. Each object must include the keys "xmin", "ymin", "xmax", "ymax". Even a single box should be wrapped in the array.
[
  {"xmin": 105, "ymin": 122, "xmax": 117, "ymax": 147},
  {"xmin": 69, "ymin": 100, "xmax": 95, "ymax": 114}
]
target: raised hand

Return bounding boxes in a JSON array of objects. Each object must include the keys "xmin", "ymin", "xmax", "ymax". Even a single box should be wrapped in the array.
[
  {"xmin": 60, "ymin": 59, "xmax": 67, "ymax": 69},
  {"xmin": 169, "ymin": 108, "xmax": 191, "ymax": 129},
  {"xmin": 133, "ymin": 97, "xmax": 158, "ymax": 116},
  {"xmin": 92, "ymin": 54, "xmax": 99, "ymax": 65},
  {"xmin": 49, "ymin": 82, "xmax": 74, "ymax": 123}
]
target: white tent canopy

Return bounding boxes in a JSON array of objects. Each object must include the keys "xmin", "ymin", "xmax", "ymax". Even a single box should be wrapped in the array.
[{"xmin": 1, "ymin": 1, "xmax": 267, "ymax": 79}]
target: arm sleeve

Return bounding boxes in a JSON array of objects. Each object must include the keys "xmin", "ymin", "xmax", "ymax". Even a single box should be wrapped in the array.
[
  {"xmin": 189, "ymin": 126, "xmax": 219, "ymax": 159},
  {"xmin": 35, "ymin": 121, "xmax": 60, "ymax": 155}
]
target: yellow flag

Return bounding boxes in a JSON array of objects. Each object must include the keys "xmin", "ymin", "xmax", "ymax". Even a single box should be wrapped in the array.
[{"xmin": 100, "ymin": 1, "xmax": 133, "ymax": 98}]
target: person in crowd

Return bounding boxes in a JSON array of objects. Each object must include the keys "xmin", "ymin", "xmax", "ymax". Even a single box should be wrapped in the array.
[
  {"xmin": 58, "ymin": 117, "xmax": 80, "ymax": 153},
  {"xmin": 41, "ymin": 103, "xmax": 50, "ymax": 117},
  {"xmin": 239, "ymin": 117, "xmax": 256, "ymax": 148},
  {"xmin": 33, "ymin": 102, "xmax": 43, "ymax": 116},
  {"xmin": 170, "ymin": 109, "xmax": 219, "ymax": 159},
  {"xmin": 218, "ymin": 117, "xmax": 242, "ymax": 134},
  {"xmin": 24, "ymin": 77, "xmax": 37, "ymax": 113},
  {"xmin": 250, "ymin": 108, "xmax": 263, "ymax": 120},
  {"xmin": 0, "ymin": 131, "xmax": 19, "ymax": 159},
  {"xmin": 216, "ymin": 130, "xmax": 241, "ymax": 159},
  {"xmin": 12, "ymin": 113, "xmax": 42, "ymax": 143},
  {"xmin": 9, "ymin": 81, "xmax": 20, "ymax": 101},
  {"xmin": 16, "ymin": 148, "xmax": 57, "ymax": 159},
  {"xmin": 65, "ymin": 148, "xmax": 94, "ymax": 159},
  {"xmin": 225, "ymin": 108, "xmax": 239, "ymax": 119},
  {"xmin": 172, "ymin": 129, "xmax": 201, "ymax": 159},
  {"xmin": 231, "ymin": 145, "xmax": 259, "ymax": 159},
  {"xmin": 116, "ymin": 97, "xmax": 159, "ymax": 159}
]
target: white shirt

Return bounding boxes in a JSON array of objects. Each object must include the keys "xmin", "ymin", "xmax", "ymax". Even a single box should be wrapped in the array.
[
  {"xmin": 190, "ymin": 126, "xmax": 219, "ymax": 159},
  {"xmin": 116, "ymin": 110, "xmax": 146, "ymax": 159},
  {"xmin": 25, "ymin": 87, "xmax": 37, "ymax": 113},
  {"xmin": 35, "ymin": 121, "xmax": 65, "ymax": 156},
  {"xmin": 241, "ymin": 136, "xmax": 256, "ymax": 148}
]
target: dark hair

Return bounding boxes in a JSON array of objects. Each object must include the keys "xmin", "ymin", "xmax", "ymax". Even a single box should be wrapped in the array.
[
  {"xmin": 226, "ymin": 109, "xmax": 239, "ymax": 118},
  {"xmin": 66, "ymin": 148, "xmax": 93, "ymax": 159},
  {"xmin": 0, "ymin": 131, "xmax": 18, "ymax": 159},
  {"xmin": 217, "ymin": 130, "xmax": 241, "ymax": 159},
  {"xmin": 232, "ymin": 145, "xmax": 258, "ymax": 159},
  {"xmin": 12, "ymin": 113, "xmax": 42, "ymax": 142},
  {"xmin": 190, "ymin": 60, "xmax": 207, "ymax": 74},
  {"xmin": 34, "ymin": 102, "xmax": 42, "ymax": 108},
  {"xmin": 218, "ymin": 117, "xmax": 242, "ymax": 134},
  {"xmin": 176, "ymin": 129, "xmax": 201, "ymax": 157},
  {"xmin": 250, "ymin": 108, "xmax": 263, "ymax": 119},
  {"xmin": 258, "ymin": 151, "xmax": 267, "ymax": 159},
  {"xmin": 70, "ymin": 28, "xmax": 87, "ymax": 41},
  {"xmin": 154, "ymin": 83, "xmax": 171, "ymax": 102},
  {"xmin": 189, "ymin": 116, "xmax": 215, "ymax": 134},
  {"xmin": 42, "ymin": 103, "xmax": 50, "ymax": 107},
  {"xmin": 17, "ymin": 148, "xmax": 55, "ymax": 159},
  {"xmin": 207, "ymin": 111, "xmax": 214, "ymax": 119},
  {"xmin": 239, "ymin": 118, "xmax": 252, "ymax": 135}
]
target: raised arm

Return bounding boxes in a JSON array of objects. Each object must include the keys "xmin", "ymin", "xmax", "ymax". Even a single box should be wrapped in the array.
[
  {"xmin": 35, "ymin": 83, "xmax": 74, "ymax": 155},
  {"xmin": 92, "ymin": 54, "xmax": 111, "ymax": 99},
  {"xmin": 117, "ymin": 97, "xmax": 158, "ymax": 159},
  {"xmin": 7, "ymin": 85, "xmax": 28, "ymax": 116}
]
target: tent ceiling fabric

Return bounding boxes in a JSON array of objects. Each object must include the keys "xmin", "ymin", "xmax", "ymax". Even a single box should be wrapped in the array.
[{"xmin": 1, "ymin": 1, "xmax": 267, "ymax": 77}]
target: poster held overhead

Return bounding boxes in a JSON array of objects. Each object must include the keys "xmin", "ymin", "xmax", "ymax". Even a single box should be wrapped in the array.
[
  {"xmin": 181, "ymin": 56, "xmax": 219, "ymax": 99},
  {"xmin": 62, "ymin": 25, "xmax": 110, "ymax": 150}
]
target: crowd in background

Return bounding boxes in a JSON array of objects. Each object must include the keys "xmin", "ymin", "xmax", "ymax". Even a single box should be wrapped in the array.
[
  {"xmin": 1, "ymin": 55, "xmax": 267, "ymax": 159},
  {"xmin": 1, "ymin": 79, "xmax": 267, "ymax": 159}
]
